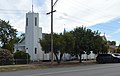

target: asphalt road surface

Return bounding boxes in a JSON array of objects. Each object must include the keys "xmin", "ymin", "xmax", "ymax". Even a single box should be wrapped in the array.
[{"xmin": 1, "ymin": 63, "xmax": 120, "ymax": 76}]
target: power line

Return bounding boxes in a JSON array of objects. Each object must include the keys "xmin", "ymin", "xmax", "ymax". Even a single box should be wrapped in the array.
[
  {"xmin": 0, "ymin": 9, "xmax": 28, "ymax": 12},
  {"xmin": 53, "ymin": 0, "xmax": 59, "ymax": 7},
  {"xmin": 0, "ymin": 9, "xmax": 47, "ymax": 15},
  {"xmin": 55, "ymin": 12, "xmax": 120, "ymax": 35},
  {"xmin": 56, "ymin": 11, "xmax": 120, "ymax": 29},
  {"xmin": 0, "ymin": 12, "xmax": 46, "ymax": 15},
  {"xmin": 55, "ymin": 0, "xmax": 117, "ymax": 21}
]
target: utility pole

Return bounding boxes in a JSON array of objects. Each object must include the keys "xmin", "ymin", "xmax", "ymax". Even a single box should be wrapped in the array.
[
  {"xmin": 50, "ymin": 0, "xmax": 54, "ymax": 64},
  {"xmin": 47, "ymin": 0, "xmax": 58, "ymax": 64}
]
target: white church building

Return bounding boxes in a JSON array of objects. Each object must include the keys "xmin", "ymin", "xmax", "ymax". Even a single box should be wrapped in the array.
[{"xmin": 14, "ymin": 11, "xmax": 47, "ymax": 61}]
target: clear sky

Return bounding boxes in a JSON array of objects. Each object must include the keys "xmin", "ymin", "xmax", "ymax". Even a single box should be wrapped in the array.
[{"xmin": 0, "ymin": 0, "xmax": 120, "ymax": 45}]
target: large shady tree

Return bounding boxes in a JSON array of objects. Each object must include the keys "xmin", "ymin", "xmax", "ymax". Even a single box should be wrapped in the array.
[
  {"xmin": 0, "ymin": 19, "xmax": 17, "ymax": 53},
  {"xmin": 40, "ymin": 32, "xmax": 75, "ymax": 64},
  {"xmin": 73, "ymin": 27, "xmax": 108, "ymax": 62},
  {"xmin": 40, "ymin": 33, "xmax": 62, "ymax": 64}
]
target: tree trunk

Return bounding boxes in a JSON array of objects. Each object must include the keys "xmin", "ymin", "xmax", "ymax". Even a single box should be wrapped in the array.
[
  {"xmin": 54, "ymin": 53, "xmax": 60, "ymax": 64},
  {"xmin": 79, "ymin": 53, "xmax": 82, "ymax": 63},
  {"xmin": 60, "ymin": 53, "xmax": 63, "ymax": 62}
]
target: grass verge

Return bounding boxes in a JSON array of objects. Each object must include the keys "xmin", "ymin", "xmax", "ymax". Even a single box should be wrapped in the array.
[
  {"xmin": 0, "ymin": 65, "xmax": 48, "ymax": 72},
  {"xmin": 0, "ymin": 60, "xmax": 96, "ymax": 72}
]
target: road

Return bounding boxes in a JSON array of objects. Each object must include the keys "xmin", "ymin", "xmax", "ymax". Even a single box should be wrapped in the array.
[{"xmin": 1, "ymin": 63, "xmax": 120, "ymax": 76}]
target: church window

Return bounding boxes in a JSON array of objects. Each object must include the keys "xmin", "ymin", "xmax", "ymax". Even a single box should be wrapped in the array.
[
  {"xmin": 35, "ymin": 17, "xmax": 37, "ymax": 26},
  {"xmin": 35, "ymin": 48, "xmax": 37, "ymax": 54},
  {"xmin": 26, "ymin": 18, "xmax": 28, "ymax": 26}
]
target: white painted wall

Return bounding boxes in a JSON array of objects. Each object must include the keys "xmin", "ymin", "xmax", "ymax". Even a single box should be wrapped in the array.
[{"xmin": 25, "ymin": 12, "xmax": 43, "ymax": 61}]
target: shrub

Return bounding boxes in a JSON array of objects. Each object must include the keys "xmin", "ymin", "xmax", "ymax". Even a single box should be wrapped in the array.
[
  {"xmin": 14, "ymin": 51, "xmax": 30, "ymax": 64},
  {"xmin": 0, "ymin": 49, "xmax": 14, "ymax": 65}
]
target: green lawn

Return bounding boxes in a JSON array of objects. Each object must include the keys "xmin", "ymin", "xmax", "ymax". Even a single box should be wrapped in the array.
[
  {"xmin": 0, "ymin": 65, "xmax": 48, "ymax": 72},
  {"xmin": 0, "ymin": 60, "xmax": 96, "ymax": 72}
]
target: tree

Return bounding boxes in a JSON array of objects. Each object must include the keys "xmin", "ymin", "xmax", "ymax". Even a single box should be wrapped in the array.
[
  {"xmin": 83, "ymin": 29, "xmax": 94, "ymax": 55},
  {"xmin": 73, "ymin": 27, "xmax": 87, "ymax": 62},
  {"xmin": 53, "ymin": 33, "xmax": 62, "ymax": 63},
  {"xmin": 0, "ymin": 19, "xmax": 17, "ymax": 53},
  {"xmin": 73, "ymin": 27, "xmax": 108, "ymax": 62},
  {"xmin": 91, "ymin": 31, "xmax": 108, "ymax": 54},
  {"xmin": 40, "ymin": 32, "xmax": 75, "ymax": 64},
  {"xmin": 40, "ymin": 33, "xmax": 64, "ymax": 64},
  {"xmin": 62, "ymin": 32, "xmax": 75, "ymax": 55},
  {"xmin": 40, "ymin": 34, "xmax": 51, "ymax": 53},
  {"xmin": 73, "ymin": 27, "xmax": 97, "ymax": 62},
  {"xmin": 117, "ymin": 44, "xmax": 120, "ymax": 53},
  {"xmin": 0, "ymin": 49, "xmax": 13, "ymax": 65},
  {"xmin": 101, "ymin": 40, "xmax": 108, "ymax": 53},
  {"xmin": 40, "ymin": 26, "xmax": 109, "ymax": 63},
  {"xmin": 14, "ymin": 51, "xmax": 30, "ymax": 64},
  {"xmin": 108, "ymin": 41, "xmax": 116, "ymax": 45}
]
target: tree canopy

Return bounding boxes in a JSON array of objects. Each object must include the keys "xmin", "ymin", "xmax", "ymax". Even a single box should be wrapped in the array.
[
  {"xmin": 108, "ymin": 41, "xmax": 116, "ymax": 45},
  {"xmin": 0, "ymin": 49, "xmax": 13, "ymax": 65},
  {"xmin": 0, "ymin": 19, "xmax": 17, "ymax": 53},
  {"xmin": 117, "ymin": 44, "xmax": 120, "ymax": 53},
  {"xmin": 40, "ymin": 26, "xmax": 108, "ymax": 63}
]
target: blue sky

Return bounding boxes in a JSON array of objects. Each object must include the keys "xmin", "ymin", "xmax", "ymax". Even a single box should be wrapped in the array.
[
  {"xmin": 89, "ymin": 17, "xmax": 120, "ymax": 45},
  {"xmin": 0, "ymin": 0, "xmax": 120, "ymax": 45}
]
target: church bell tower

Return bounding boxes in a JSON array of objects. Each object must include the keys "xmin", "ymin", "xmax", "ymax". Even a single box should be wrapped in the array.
[{"xmin": 25, "ymin": 11, "xmax": 43, "ymax": 60}]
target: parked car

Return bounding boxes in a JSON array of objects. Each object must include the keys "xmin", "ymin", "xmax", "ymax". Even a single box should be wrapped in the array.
[
  {"xmin": 112, "ymin": 54, "xmax": 120, "ymax": 58},
  {"xmin": 96, "ymin": 54, "xmax": 120, "ymax": 63}
]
